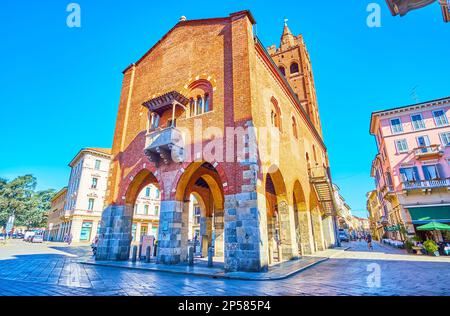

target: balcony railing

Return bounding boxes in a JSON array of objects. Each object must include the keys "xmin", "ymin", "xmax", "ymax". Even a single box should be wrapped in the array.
[
  {"xmin": 413, "ymin": 145, "xmax": 444, "ymax": 159},
  {"xmin": 402, "ymin": 178, "xmax": 450, "ymax": 190},
  {"xmin": 144, "ymin": 127, "xmax": 185, "ymax": 164}
]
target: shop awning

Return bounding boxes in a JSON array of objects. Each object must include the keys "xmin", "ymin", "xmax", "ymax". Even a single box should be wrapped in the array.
[
  {"xmin": 417, "ymin": 222, "xmax": 450, "ymax": 231},
  {"xmin": 407, "ymin": 205, "xmax": 450, "ymax": 225}
]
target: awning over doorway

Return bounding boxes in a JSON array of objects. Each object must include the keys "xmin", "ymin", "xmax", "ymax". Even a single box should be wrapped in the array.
[{"xmin": 407, "ymin": 205, "xmax": 450, "ymax": 225}]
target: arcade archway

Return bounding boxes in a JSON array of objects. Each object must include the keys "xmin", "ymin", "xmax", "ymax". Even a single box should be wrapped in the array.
[
  {"xmin": 125, "ymin": 170, "xmax": 161, "ymax": 259},
  {"xmin": 174, "ymin": 162, "xmax": 225, "ymax": 264},
  {"xmin": 293, "ymin": 181, "xmax": 314, "ymax": 255},
  {"xmin": 265, "ymin": 167, "xmax": 294, "ymax": 264}
]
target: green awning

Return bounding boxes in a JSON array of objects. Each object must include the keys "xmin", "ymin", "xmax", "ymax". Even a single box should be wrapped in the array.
[
  {"xmin": 407, "ymin": 205, "xmax": 450, "ymax": 224},
  {"xmin": 417, "ymin": 222, "xmax": 450, "ymax": 231}
]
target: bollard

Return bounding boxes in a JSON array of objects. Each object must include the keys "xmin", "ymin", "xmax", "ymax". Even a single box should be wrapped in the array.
[
  {"xmin": 188, "ymin": 246, "xmax": 195, "ymax": 266},
  {"xmin": 207, "ymin": 247, "xmax": 214, "ymax": 268},
  {"xmin": 131, "ymin": 245, "xmax": 138, "ymax": 262},
  {"xmin": 138, "ymin": 244, "xmax": 143, "ymax": 260},
  {"xmin": 146, "ymin": 246, "xmax": 151, "ymax": 263},
  {"xmin": 153, "ymin": 244, "xmax": 158, "ymax": 257}
]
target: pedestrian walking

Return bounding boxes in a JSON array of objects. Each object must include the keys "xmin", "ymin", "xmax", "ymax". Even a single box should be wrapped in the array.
[
  {"xmin": 367, "ymin": 233, "xmax": 373, "ymax": 251},
  {"xmin": 68, "ymin": 233, "xmax": 73, "ymax": 245}
]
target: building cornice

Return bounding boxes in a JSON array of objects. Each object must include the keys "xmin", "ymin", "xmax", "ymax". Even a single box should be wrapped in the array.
[
  {"xmin": 123, "ymin": 10, "xmax": 256, "ymax": 74},
  {"xmin": 69, "ymin": 148, "xmax": 112, "ymax": 167},
  {"xmin": 51, "ymin": 187, "xmax": 68, "ymax": 202},
  {"xmin": 369, "ymin": 96, "xmax": 450, "ymax": 135}
]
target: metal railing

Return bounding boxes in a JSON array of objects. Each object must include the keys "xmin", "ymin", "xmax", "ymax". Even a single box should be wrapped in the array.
[
  {"xmin": 402, "ymin": 178, "xmax": 450, "ymax": 190},
  {"xmin": 413, "ymin": 145, "xmax": 443, "ymax": 157}
]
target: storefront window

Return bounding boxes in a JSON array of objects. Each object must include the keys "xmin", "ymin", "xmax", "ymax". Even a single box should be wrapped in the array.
[{"xmin": 80, "ymin": 221, "xmax": 93, "ymax": 241}]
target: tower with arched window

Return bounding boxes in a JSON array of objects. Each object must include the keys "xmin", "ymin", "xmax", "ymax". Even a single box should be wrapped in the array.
[{"xmin": 267, "ymin": 20, "xmax": 323, "ymax": 136}]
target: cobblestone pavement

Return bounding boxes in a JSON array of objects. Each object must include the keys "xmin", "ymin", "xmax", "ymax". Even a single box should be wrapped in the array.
[{"xmin": 0, "ymin": 240, "xmax": 449, "ymax": 296}]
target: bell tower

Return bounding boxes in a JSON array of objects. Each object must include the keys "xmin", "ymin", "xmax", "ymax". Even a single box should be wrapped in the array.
[{"xmin": 268, "ymin": 20, "xmax": 323, "ymax": 136}]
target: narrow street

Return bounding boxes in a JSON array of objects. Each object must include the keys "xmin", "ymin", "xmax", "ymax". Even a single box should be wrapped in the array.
[{"xmin": 0, "ymin": 240, "xmax": 449, "ymax": 296}]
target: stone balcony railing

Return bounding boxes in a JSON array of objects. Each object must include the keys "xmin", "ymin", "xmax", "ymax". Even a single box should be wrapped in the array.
[
  {"xmin": 413, "ymin": 145, "xmax": 444, "ymax": 160},
  {"xmin": 133, "ymin": 213, "xmax": 159, "ymax": 221},
  {"xmin": 402, "ymin": 178, "xmax": 450, "ymax": 191},
  {"xmin": 144, "ymin": 127, "xmax": 185, "ymax": 165}
]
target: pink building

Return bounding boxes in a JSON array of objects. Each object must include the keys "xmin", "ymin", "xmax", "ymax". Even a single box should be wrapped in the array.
[{"xmin": 370, "ymin": 96, "xmax": 450, "ymax": 240}]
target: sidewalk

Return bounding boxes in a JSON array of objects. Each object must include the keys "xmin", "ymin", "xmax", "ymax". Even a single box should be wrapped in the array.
[{"xmin": 80, "ymin": 246, "xmax": 350, "ymax": 281}]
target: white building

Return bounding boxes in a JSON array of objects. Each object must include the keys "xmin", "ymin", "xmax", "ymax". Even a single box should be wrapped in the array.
[
  {"xmin": 333, "ymin": 184, "xmax": 354, "ymax": 230},
  {"xmin": 50, "ymin": 147, "xmax": 162, "ymax": 244}
]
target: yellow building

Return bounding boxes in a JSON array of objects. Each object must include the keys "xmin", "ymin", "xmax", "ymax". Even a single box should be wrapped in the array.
[
  {"xmin": 46, "ymin": 187, "xmax": 68, "ymax": 241},
  {"xmin": 366, "ymin": 190, "xmax": 384, "ymax": 241}
]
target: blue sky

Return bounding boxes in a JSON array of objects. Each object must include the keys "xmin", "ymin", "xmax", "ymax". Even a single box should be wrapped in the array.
[{"xmin": 0, "ymin": 1, "xmax": 449, "ymax": 218}]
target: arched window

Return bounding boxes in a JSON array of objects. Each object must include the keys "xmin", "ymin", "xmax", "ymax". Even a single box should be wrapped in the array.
[
  {"xmin": 313, "ymin": 145, "xmax": 318, "ymax": 165},
  {"xmin": 290, "ymin": 62, "xmax": 299, "ymax": 74},
  {"xmin": 188, "ymin": 80, "xmax": 213, "ymax": 117},
  {"xmin": 204, "ymin": 93, "xmax": 210, "ymax": 112},
  {"xmin": 270, "ymin": 97, "xmax": 282, "ymax": 131},
  {"xmin": 197, "ymin": 95, "xmax": 203, "ymax": 115},
  {"xmin": 279, "ymin": 66, "xmax": 286, "ymax": 76},
  {"xmin": 292, "ymin": 116, "xmax": 298, "ymax": 139},
  {"xmin": 189, "ymin": 98, "xmax": 196, "ymax": 116}
]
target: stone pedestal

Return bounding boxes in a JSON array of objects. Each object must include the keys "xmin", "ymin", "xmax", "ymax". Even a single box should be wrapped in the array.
[
  {"xmin": 311, "ymin": 208, "xmax": 325, "ymax": 252},
  {"xmin": 96, "ymin": 205, "xmax": 133, "ymax": 261},
  {"xmin": 156, "ymin": 201, "xmax": 183, "ymax": 265},
  {"xmin": 298, "ymin": 211, "xmax": 314, "ymax": 255},
  {"xmin": 224, "ymin": 192, "xmax": 265, "ymax": 272}
]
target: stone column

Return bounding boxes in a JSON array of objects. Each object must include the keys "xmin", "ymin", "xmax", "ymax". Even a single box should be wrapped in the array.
[
  {"xmin": 311, "ymin": 208, "xmax": 325, "ymax": 252},
  {"xmin": 322, "ymin": 216, "xmax": 335, "ymax": 247},
  {"xmin": 224, "ymin": 192, "xmax": 266, "ymax": 272},
  {"xmin": 278, "ymin": 201, "xmax": 295, "ymax": 260},
  {"xmin": 70, "ymin": 217, "xmax": 83, "ymax": 243},
  {"xmin": 288, "ymin": 205, "xmax": 300, "ymax": 258},
  {"xmin": 156, "ymin": 200, "xmax": 184, "ymax": 265},
  {"xmin": 297, "ymin": 210, "xmax": 314, "ymax": 255},
  {"xmin": 214, "ymin": 211, "xmax": 224, "ymax": 257},
  {"xmin": 96, "ymin": 205, "xmax": 133, "ymax": 261},
  {"xmin": 200, "ymin": 216, "xmax": 212, "ymax": 257}
]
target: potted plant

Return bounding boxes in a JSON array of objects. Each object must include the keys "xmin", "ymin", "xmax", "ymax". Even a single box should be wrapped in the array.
[{"xmin": 423, "ymin": 240, "xmax": 439, "ymax": 256}]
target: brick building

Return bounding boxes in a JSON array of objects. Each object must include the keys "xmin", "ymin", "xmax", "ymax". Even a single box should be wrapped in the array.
[{"xmin": 97, "ymin": 10, "xmax": 339, "ymax": 272}]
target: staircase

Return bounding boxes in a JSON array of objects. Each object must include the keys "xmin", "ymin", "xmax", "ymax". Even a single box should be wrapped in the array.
[{"xmin": 309, "ymin": 166, "xmax": 336, "ymax": 216}]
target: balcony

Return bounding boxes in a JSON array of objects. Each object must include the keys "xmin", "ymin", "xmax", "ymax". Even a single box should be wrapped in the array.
[
  {"xmin": 413, "ymin": 145, "xmax": 444, "ymax": 160},
  {"xmin": 402, "ymin": 178, "xmax": 450, "ymax": 191},
  {"xmin": 309, "ymin": 166, "xmax": 335, "ymax": 216},
  {"xmin": 144, "ymin": 127, "xmax": 185, "ymax": 165}
]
